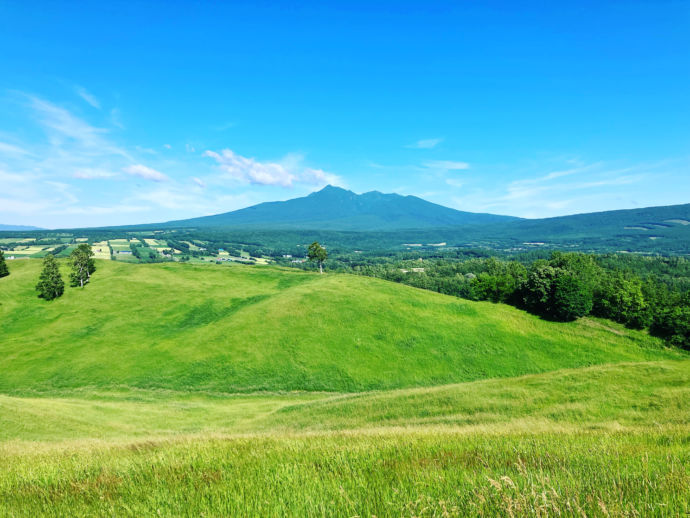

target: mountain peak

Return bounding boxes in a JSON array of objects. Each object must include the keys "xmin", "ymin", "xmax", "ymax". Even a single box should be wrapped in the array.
[
  {"xmin": 308, "ymin": 185, "xmax": 354, "ymax": 198},
  {"xmin": 160, "ymin": 185, "xmax": 520, "ymax": 230}
]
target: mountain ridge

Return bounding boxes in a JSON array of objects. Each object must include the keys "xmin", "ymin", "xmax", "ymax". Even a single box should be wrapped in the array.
[{"xmin": 159, "ymin": 184, "xmax": 520, "ymax": 231}]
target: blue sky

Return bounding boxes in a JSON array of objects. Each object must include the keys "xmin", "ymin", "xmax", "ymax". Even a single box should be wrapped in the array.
[{"xmin": 0, "ymin": 1, "xmax": 688, "ymax": 228}]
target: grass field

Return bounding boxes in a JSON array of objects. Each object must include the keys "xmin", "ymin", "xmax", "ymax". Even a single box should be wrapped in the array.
[{"xmin": 0, "ymin": 260, "xmax": 687, "ymax": 516}]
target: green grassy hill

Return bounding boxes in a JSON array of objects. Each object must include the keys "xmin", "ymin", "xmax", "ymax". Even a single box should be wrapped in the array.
[
  {"xmin": 1, "ymin": 260, "xmax": 689, "ymax": 516},
  {"xmin": 1, "ymin": 359, "xmax": 688, "ymax": 517},
  {"xmin": 0, "ymin": 260, "xmax": 678, "ymax": 394},
  {"xmin": 0, "ymin": 360, "xmax": 686, "ymax": 443}
]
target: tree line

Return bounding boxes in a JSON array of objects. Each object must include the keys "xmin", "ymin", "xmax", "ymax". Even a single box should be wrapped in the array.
[{"xmin": 350, "ymin": 252, "xmax": 690, "ymax": 350}]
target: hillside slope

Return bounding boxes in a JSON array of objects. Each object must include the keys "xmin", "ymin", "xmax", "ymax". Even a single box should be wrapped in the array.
[
  {"xmin": 1, "ymin": 360, "xmax": 687, "ymax": 442},
  {"xmin": 158, "ymin": 185, "xmax": 519, "ymax": 230},
  {"xmin": 0, "ymin": 260, "xmax": 680, "ymax": 394}
]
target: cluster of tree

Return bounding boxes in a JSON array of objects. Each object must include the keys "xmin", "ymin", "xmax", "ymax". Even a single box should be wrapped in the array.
[
  {"xmin": 347, "ymin": 252, "xmax": 690, "ymax": 350},
  {"xmin": 36, "ymin": 244, "xmax": 96, "ymax": 300},
  {"xmin": 130, "ymin": 243, "xmax": 164, "ymax": 263}
]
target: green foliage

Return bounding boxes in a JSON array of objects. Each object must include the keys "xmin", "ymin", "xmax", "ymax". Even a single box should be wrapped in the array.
[
  {"xmin": 307, "ymin": 241, "xmax": 327, "ymax": 273},
  {"xmin": 651, "ymin": 296, "xmax": 690, "ymax": 350},
  {"xmin": 0, "ymin": 249, "xmax": 9, "ymax": 278},
  {"xmin": 470, "ymin": 258, "xmax": 526, "ymax": 303},
  {"xmin": 69, "ymin": 243, "xmax": 95, "ymax": 287},
  {"xmin": 35, "ymin": 254, "xmax": 64, "ymax": 301},
  {"xmin": 130, "ymin": 243, "xmax": 161, "ymax": 262},
  {"xmin": 593, "ymin": 273, "xmax": 648, "ymax": 328},
  {"xmin": 550, "ymin": 273, "xmax": 593, "ymax": 321}
]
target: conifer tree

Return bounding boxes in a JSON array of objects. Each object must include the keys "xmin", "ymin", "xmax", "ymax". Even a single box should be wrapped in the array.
[
  {"xmin": 0, "ymin": 249, "xmax": 9, "ymax": 278},
  {"xmin": 36, "ymin": 254, "xmax": 64, "ymax": 300}
]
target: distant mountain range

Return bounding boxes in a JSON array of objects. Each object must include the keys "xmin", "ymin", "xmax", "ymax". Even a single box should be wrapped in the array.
[
  {"xmin": 151, "ymin": 185, "xmax": 689, "ymax": 254},
  {"xmin": 0, "ymin": 224, "xmax": 42, "ymax": 231},
  {"xmin": 3, "ymin": 185, "xmax": 688, "ymax": 254},
  {"xmin": 161, "ymin": 185, "xmax": 520, "ymax": 230}
]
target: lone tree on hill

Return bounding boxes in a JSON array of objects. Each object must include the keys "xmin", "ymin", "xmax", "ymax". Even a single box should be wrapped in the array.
[
  {"xmin": 70, "ymin": 243, "xmax": 96, "ymax": 288},
  {"xmin": 36, "ymin": 254, "xmax": 64, "ymax": 300},
  {"xmin": 307, "ymin": 241, "xmax": 328, "ymax": 274},
  {"xmin": 0, "ymin": 250, "xmax": 9, "ymax": 278}
]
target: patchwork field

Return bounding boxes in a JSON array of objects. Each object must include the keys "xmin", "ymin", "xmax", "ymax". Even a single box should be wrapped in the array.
[{"xmin": 0, "ymin": 260, "xmax": 687, "ymax": 516}]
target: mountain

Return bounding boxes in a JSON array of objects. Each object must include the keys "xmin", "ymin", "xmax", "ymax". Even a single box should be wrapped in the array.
[
  {"xmin": 0, "ymin": 224, "xmax": 42, "ymax": 231},
  {"xmin": 160, "ymin": 185, "xmax": 520, "ymax": 230}
]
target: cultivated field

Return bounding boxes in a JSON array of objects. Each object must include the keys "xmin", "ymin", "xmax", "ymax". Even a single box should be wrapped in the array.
[{"xmin": 0, "ymin": 260, "xmax": 687, "ymax": 516}]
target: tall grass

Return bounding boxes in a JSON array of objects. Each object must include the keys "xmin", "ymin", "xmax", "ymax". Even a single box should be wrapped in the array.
[{"xmin": 2, "ymin": 430, "xmax": 688, "ymax": 517}]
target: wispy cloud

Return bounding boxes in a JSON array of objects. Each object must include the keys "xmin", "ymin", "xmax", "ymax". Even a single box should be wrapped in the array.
[
  {"xmin": 214, "ymin": 121, "xmax": 236, "ymax": 131},
  {"xmin": 0, "ymin": 141, "xmax": 31, "ymax": 156},
  {"xmin": 123, "ymin": 164, "xmax": 169, "ymax": 182},
  {"xmin": 192, "ymin": 176, "xmax": 206, "ymax": 188},
  {"xmin": 204, "ymin": 148, "xmax": 344, "ymax": 188},
  {"xmin": 75, "ymin": 86, "xmax": 100, "ymax": 109},
  {"xmin": 449, "ymin": 158, "xmax": 675, "ymax": 218},
  {"xmin": 424, "ymin": 160, "xmax": 470, "ymax": 171},
  {"xmin": 28, "ymin": 95, "xmax": 130, "ymax": 158},
  {"xmin": 110, "ymin": 108, "xmax": 124, "ymax": 129},
  {"xmin": 407, "ymin": 138, "xmax": 443, "ymax": 149},
  {"xmin": 73, "ymin": 168, "xmax": 118, "ymax": 179}
]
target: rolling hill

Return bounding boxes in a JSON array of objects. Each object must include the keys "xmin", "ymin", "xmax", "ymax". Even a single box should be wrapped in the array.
[
  {"xmin": 2, "ymin": 260, "xmax": 688, "ymax": 516},
  {"xmin": 158, "ymin": 185, "xmax": 520, "ymax": 230},
  {"xmin": 0, "ymin": 260, "xmax": 680, "ymax": 394}
]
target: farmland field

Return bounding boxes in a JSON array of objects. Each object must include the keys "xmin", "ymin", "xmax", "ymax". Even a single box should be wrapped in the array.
[{"xmin": 0, "ymin": 260, "xmax": 688, "ymax": 516}]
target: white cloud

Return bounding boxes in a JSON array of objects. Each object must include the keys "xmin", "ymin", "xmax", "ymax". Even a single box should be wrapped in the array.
[
  {"xmin": 301, "ymin": 168, "xmax": 346, "ymax": 187},
  {"xmin": 123, "ymin": 164, "xmax": 169, "ymax": 182},
  {"xmin": 445, "ymin": 178, "xmax": 464, "ymax": 188},
  {"xmin": 204, "ymin": 148, "xmax": 343, "ymax": 188},
  {"xmin": 204, "ymin": 149, "xmax": 294, "ymax": 187},
  {"xmin": 192, "ymin": 176, "xmax": 206, "ymax": 188},
  {"xmin": 407, "ymin": 138, "xmax": 443, "ymax": 149},
  {"xmin": 163, "ymin": 144, "xmax": 172, "ymax": 149},
  {"xmin": 424, "ymin": 160, "xmax": 470, "ymax": 171},
  {"xmin": 75, "ymin": 86, "xmax": 100, "ymax": 109},
  {"xmin": 73, "ymin": 168, "xmax": 117, "ymax": 179}
]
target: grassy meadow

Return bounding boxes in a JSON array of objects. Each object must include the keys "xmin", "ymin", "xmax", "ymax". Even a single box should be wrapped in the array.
[{"xmin": 0, "ymin": 259, "xmax": 688, "ymax": 516}]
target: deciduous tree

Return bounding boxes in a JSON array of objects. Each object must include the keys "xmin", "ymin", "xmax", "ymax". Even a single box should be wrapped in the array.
[
  {"xmin": 70, "ymin": 243, "xmax": 95, "ymax": 288},
  {"xmin": 307, "ymin": 241, "xmax": 328, "ymax": 274}
]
